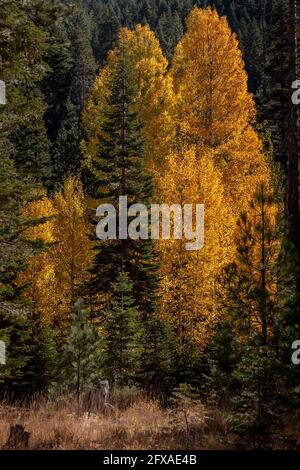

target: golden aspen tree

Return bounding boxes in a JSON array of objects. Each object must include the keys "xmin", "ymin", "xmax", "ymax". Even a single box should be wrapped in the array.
[
  {"xmin": 82, "ymin": 25, "xmax": 176, "ymax": 176},
  {"xmin": 157, "ymin": 148, "xmax": 236, "ymax": 349},
  {"xmin": 171, "ymin": 7, "xmax": 270, "ymax": 217},
  {"xmin": 18, "ymin": 178, "xmax": 93, "ymax": 333},
  {"xmin": 17, "ymin": 191, "xmax": 58, "ymax": 325},
  {"xmin": 50, "ymin": 176, "xmax": 93, "ymax": 331}
]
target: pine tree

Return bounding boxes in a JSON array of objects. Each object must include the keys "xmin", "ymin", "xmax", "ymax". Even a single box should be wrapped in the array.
[
  {"xmin": 85, "ymin": 37, "xmax": 159, "ymax": 318},
  {"xmin": 67, "ymin": 6, "xmax": 97, "ymax": 110},
  {"xmin": 0, "ymin": 0, "xmax": 59, "ymax": 397},
  {"xmin": 51, "ymin": 99, "xmax": 82, "ymax": 182},
  {"xmin": 59, "ymin": 299, "xmax": 103, "ymax": 403},
  {"xmin": 11, "ymin": 112, "xmax": 52, "ymax": 186},
  {"xmin": 103, "ymin": 271, "xmax": 142, "ymax": 387},
  {"xmin": 0, "ymin": 0, "xmax": 55, "ymax": 188},
  {"xmin": 21, "ymin": 311, "xmax": 58, "ymax": 396},
  {"xmin": 139, "ymin": 314, "xmax": 176, "ymax": 395},
  {"xmin": 0, "ymin": 155, "xmax": 56, "ymax": 398},
  {"xmin": 218, "ymin": 183, "xmax": 293, "ymax": 437},
  {"xmin": 83, "ymin": 32, "xmax": 177, "ymax": 394},
  {"xmin": 0, "ymin": 306, "xmax": 33, "ymax": 399},
  {"xmin": 261, "ymin": 0, "xmax": 289, "ymax": 169}
]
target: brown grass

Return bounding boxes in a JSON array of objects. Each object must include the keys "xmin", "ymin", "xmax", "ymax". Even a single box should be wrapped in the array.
[
  {"xmin": 0, "ymin": 396, "xmax": 229, "ymax": 450},
  {"xmin": 2, "ymin": 394, "xmax": 298, "ymax": 450}
]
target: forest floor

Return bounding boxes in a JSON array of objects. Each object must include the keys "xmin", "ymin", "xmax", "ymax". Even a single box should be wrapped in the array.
[{"xmin": 0, "ymin": 396, "xmax": 299, "ymax": 450}]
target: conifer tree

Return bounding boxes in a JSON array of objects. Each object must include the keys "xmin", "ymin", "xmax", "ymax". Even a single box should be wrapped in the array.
[
  {"xmin": 0, "ymin": 0, "xmax": 54, "ymax": 187},
  {"xmin": 261, "ymin": 0, "xmax": 289, "ymax": 169},
  {"xmin": 0, "ymin": 0, "xmax": 59, "ymax": 396},
  {"xmin": 59, "ymin": 299, "xmax": 103, "ymax": 402},
  {"xmin": 51, "ymin": 99, "xmax": 82, "ymax": 183},
  {"xmin": 86, "ymin": 38, "xmax": 159, "ymax": 318},
  {"xmin": 0, "ymin": 154, "xmax": 56, "ymax": 397},
  {"xmin": 21, "ymin": 311, "xmax": 58, "ymax": 396},
  {"xmin": 83, "ymin": 34, "xmax": 176, "ymax": 393},
  {"xmin": 217, "ymin": 183, "xmax": 293, "ymax": 436},
  {"xmin": 103, "ymin": 271, "xmax": 142, "ymax": 387}
]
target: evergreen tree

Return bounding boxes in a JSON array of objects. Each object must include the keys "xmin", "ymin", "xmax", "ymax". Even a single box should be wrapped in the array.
[
  {"xmin": 87, "ymin": 41, "xmax": 159, "ymax": 318},
  {"xmin": 202, "ymin": 320, "xmax": 238, "ymax": 408},
  {"xmin": 0, "ymin": 306, "xmax": 33, "ymax": 399},
  {"xmin": 0, "ymin": 0, "xmax": 60, "ymax": 188},
  {"xmin": 0, "ymin": 147, "xmax": 57, "ymax": 397},
  {"xmin": 140, "ymin": 315, "xmax": 176, "ymax": 395},
  {"xmin": 11, "ymin": 112, "xmax": 52, "ymax": 186},
  {"xmin": 0, "ymin": 1, "xmax": 52, "ymax": 397},
  {"xmin": 19, "ymin": 311, "xmax": 58, "ymax": 396},
  {"xmin": 217, "ymin": 183, "xmax": 294, "ymax": 438},
  {"xmin": 59, "ymin": 299, "xmax": 103, "ymax": 403},
  {"xmin": 67, "ymin": 6, "xmax": 97, "ymax": 110},
  {"xmin": 260, "ymin": 0, "xmax": 289, "ymax": 169},
  {"xmin": 41, "ymin": 2, "xmax": 97, "ymax": 188},
  {"xmin": 103, "ymin": 271, "xmax": 142, "ymax": 387},
  {"xmin": 84, "ymin": 37, "xmax": 177, "ymax": 394},
  {"xmin": 51, "ymin": 99, "xmax": 82, "ymax": 180}
]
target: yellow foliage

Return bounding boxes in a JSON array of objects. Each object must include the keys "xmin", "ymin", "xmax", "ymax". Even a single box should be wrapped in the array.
[
  {"xmin": 157, "ymin": 7, "xmax": 272, "ymax": 349},
  {"xmin": 171, "ymin": 7, "xmax": 270, "ymax": 217},
  {"xmin": 17, "ymin": 190, "xmax": 57, "ymax": 325},
  {"xmin": 18, "ymin": 178, "xmax": 93, "ymax": 332},
  {"xmin": 157, "ymin": 148, "xmax": 236, "ymax": 349},
  {"xmin": 50, "ymin": 177, "xmax": 94, "ymax": 329},
  {"xmin": 82, "ymin": 25, "xmax": 176, "ymax": 176}
]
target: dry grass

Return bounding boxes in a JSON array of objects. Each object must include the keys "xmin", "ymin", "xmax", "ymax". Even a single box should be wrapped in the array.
[{"xmin": 0, "ymin": 396, "xmax": 229, "ymax": 450}]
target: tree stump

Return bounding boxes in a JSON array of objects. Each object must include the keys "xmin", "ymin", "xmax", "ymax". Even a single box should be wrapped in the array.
[{"xmin": 3, "ymin": 424, "xmax": 30, "ymax": 449}]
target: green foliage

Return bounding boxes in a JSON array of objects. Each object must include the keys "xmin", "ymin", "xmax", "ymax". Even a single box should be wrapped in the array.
[
  {"xmin": 260, "ymin": 0, "xmax": 290, "ymax": 168},
  {"xmin": 0, "ymin": 307, "xmax": 32, "ymax": 398},
  {"xmin": 140, "ymin": 316, "xmax": 176, "ymax": 395},
  {"xmin": 202, "ymin": 320, "xmax": 238, "ymax": 407},
  {"xmin": 20, "ymin": 312, "xmax": 58, "ymax": 396},
  {"xmin": 209, "ymin": 183, "xmax": 296, "ymax": 438},
  {"xmin": 0, "ymin": 300, "xmax": 57, "ymax": 398},
  {"xmin": 0, "ymin": 0, "xmax": 54, "ymax": 187},
  {"xmin": 103, "ymin": 271, "xmax": 143, "ymax": 387},
  {"xmin": 58, "ymin": 299, "xmax": 103, "ymax": 400},
  {"xmin": 51, "ymin": 99, "xmax": 82, "ymax": 180},
  {"xmin": 171, "ymin": 383, "xmax": 200, "ymax": 408},
  {"xmin": 229, "ymin": 345, "xmax": 282, "ymax": 442},
  {"xmin": 87, "ymin": 47, "xmax": 159, "ymax": 318}
]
